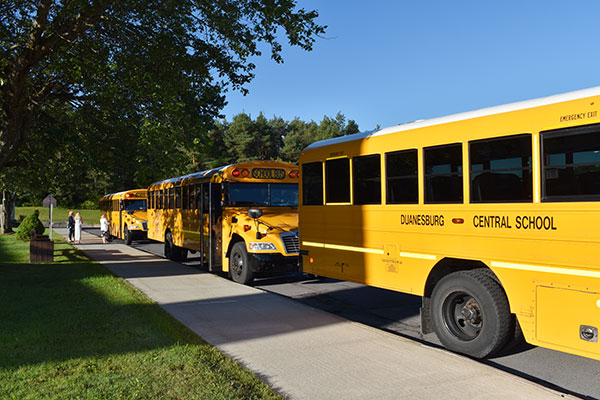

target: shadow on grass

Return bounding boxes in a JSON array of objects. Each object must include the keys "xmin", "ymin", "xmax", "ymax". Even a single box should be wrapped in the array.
[
  {"xmin": 0, "ymin": 262, "xmax": 192, "ymax": 370},
  {"xmin": 0, "ymin": 233, "xmax": 29, "ymax": 263},
  {"xmin": 55, "ymin": 247, "xmax": 91, "ymax": 263}
]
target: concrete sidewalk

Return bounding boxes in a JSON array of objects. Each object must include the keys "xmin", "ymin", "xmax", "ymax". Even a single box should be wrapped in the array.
[{"xmin": 56, "ymin": 228, "xmax": 571, "ymax": 400}]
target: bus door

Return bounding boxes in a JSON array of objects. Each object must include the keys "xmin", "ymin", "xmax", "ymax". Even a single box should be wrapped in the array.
[
  {"xmin": 119, "ymin": 199, "xmax": 124, "ymax": 238},
  {"xmin": 208, "ymin": 182, "xmax": 223, "ymax": 272},
  {"xmin": 199, "ymin": 183, "xmax": 207, "ymax": 267}
]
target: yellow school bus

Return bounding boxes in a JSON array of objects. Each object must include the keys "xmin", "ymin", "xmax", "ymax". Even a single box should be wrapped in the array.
[
  {"xmin": 299, "ymin": 87, "xmax": 600, "ymax": 360},
  {"xmin": 99, "ymin": 189, "xmax": 148, "ymax": 245},
  {"xmin": 147, "ymin": 161, "xmax": 300, "ymax": 285}
]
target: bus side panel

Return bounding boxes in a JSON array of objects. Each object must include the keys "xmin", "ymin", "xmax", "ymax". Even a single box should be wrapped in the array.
[
  {"xmin": 300, "ymin": 205, "xmax": 434, "ymax": 294},
  {"xmin": 301, "ymin": 203, "xmax": 600, "ymax": 360},
  {"xmin": 537, "ymin": 285, "xmax": 600, "ymax": 359},
  {"xmin": 182, "ymin": 209, "xmax": 201, "ymax": 251}
]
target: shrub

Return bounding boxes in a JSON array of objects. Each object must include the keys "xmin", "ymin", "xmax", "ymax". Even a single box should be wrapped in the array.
[
  {"xmin": 79, "ymin": 199, "xmax": 99, "ymax": 210},
  {"xmin": 16, "ymin": 210, "xmax": 45, "ymax": 241}
]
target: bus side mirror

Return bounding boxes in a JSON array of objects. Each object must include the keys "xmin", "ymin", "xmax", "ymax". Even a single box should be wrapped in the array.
[{"xmin": 248, "ymin": 208, "xmax": 262, "ymax": 219}]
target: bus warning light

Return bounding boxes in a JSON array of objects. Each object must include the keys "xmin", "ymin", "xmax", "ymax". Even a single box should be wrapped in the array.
[
  {"xmin": 243, "ymin": 225, "xmax": 251, "ymax": 232},
  {"xmin": 452, "ymin": 218, "xmax": 464, "ymax": 224}
]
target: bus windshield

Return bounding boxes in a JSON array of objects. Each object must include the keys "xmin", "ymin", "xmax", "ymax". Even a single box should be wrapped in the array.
[
  {"xmin": 124, "ymin": 199, "xmax": 147, "ymax": 211},
  {"xmin": 228, "ymin": 183, "xmax": 298, "ymax": 207}
]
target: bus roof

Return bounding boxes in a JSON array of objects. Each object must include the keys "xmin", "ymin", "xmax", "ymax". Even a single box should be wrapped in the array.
[
  {"xmin": 148, "ymin": 160, "xmax": 297, "ymax": 187},
  {"xmin": 149, "ymin": 165, "xmax": 229, "ymax": 187},
  {"xmin": 304, "ymin": 86, "xmax": 600, "ymax": 150},
  {"xmin": 101, "ymin": 189, "xmax": 147, "ymax": 199}
]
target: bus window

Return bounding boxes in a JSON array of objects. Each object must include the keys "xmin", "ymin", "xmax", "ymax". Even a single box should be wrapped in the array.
[
  {"xmin": 175, "ymin": 186, "xmax": 181, "ymax": 209},
  {"xmin": 202, "ymin": 184, "xmax": 209, "ymax": 213},
  {"xmin": 182, "ymin": 185, "xmax": 188, "ymax": 210},
  {"xmin": 424, "ymin": 143, "xmax": 463, "ymax": 203},
  {"xmin": 230, "ymin": 183, "xmax": 267, "ymax": 206},
  {"xmin": 470, "ymin": 134, "xmax": 532, "ymax": 203},
  {"xmin": 386, "ymin": 149, "xmax": 418, "ymax": 204},
  {"xmin": 169, "ymin": 188, "xmax": 174, "ymax": 210},
  {"xmin": 325, "ymin": 158, "xmax": 350, "ymax": 203},
  {"xmin": 211, "ymin": 183, "xmax": 222, "ymax": 213},
  {"xmin": 228, "ymin": 183, "xmax": 298, "ymax": 207},
  {"xmin": 271, "ymin": 183, "xmax": 298, "ymax": 206},
  {"xmin": 542, "ymin": 123, "xmax": 600, "ymax": 201},
  {"xmin": 302, "ymin": 162, "xmax": 323, "ymax": 205},
  {"xmin": 194, "ymin": 184, "xmax": 201, "ymax": 210},
  {"xmin": 353, "ymin": 154, "xmax": 381, "ymax": 205},
  {"xmin": 124, "ymin": 199, "xmax": 146, "ymax": 211}
]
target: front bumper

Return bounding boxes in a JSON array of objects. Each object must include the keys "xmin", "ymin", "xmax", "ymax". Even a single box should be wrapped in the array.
[{"xmin": 249, "ymin": 253, "xmax": 299, "ymax": 273}]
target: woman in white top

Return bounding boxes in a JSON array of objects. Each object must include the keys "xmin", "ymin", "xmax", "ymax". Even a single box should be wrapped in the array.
[
  {"xmin": 74, "ymin": 212, "xmax": 83, "ymax": 244},
  {"xmin": 100, "ymin": 214, "xmax": 109, "ymax": 244}
]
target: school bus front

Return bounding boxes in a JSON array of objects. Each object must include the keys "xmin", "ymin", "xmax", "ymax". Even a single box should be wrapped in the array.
[{"xmin": 147, "ymin": 161, "xmax": 300, "ymax": 285}]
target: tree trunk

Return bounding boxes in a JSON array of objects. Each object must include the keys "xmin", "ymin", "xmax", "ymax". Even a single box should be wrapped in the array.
[{"xmin": 0, "ymin": 190, "xmax": 14, "ymax": 234}]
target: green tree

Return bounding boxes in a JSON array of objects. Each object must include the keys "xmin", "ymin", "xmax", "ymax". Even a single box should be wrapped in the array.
[
  {"xmin": 279, "ymin": 113, "xmax": 360, "ymax": 163},
  {"xmin": 224, "ymin": 113, "xmax": 280, "ymax": 162},
  {"xmin": 0, "ymin": 0, "xmax": 325, "ymax": 225}
]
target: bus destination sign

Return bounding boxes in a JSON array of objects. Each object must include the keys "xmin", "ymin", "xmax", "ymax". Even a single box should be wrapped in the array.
[{"xmin": 252, "ymin": 168, "xmax": 286, "ymax": 180}]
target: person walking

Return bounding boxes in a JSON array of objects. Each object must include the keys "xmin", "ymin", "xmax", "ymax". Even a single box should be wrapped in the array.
[
  {"xmin": 74, "ymin": 212, "xmax": 83, "ymax": 244},
  {"xmin": 67, "ymin": 211, "xmax": 75, "ymax": 243},
  {"xmin": 100, "ymin": 214, "xmax": 109, "ymax": 244}
]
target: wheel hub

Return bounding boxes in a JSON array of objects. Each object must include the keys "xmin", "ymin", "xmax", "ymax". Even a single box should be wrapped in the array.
[
  {"xmin": 461, "ymin": 298, "xmax": 482, "ymax": 325},
  {"xmin": 442, "ymin": 292, "xmax": 483, "ymax": 341},
  {"xmin": 232, "ymin": 254, "xmax": 243, "ymax": 276}
]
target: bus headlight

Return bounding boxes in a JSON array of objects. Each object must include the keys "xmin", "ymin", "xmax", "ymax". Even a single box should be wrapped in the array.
[{"xmin": 249, "ymin": 242, "xmax": 277, "ymax": 251}]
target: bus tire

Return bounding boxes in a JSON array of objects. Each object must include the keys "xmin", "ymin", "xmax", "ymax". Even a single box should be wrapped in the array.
[
  {"xmin": 500, "ymin": 314, "xmax": 527, "ymax": 354},
  {"xmin": 164, "ymin": 232, "xmax": 175, "ymax": 260},
  {"xmin": 431, "ymin": 269, "xmax": 511, "ymax": 358},
  {"xmin": 178, "ymin": 247, "xmax": 188, "ymax": 261},
  {"xmin": 229, "ymin": 242, "xmax": 255, "ymax": 285},
  {"xmin": 124, "ymin": 226, "xmax": 133, "ymax": 245}
]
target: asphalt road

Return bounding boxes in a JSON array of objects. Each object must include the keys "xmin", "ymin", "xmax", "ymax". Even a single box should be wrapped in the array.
[{"xmin": 87, "ymin": 229, "xmax": 600, "ymax": 399}]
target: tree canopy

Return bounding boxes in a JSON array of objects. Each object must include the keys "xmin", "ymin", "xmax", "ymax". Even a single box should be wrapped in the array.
[
  {"xmin": 0, "ymin": 0, "xmax": 326, "ymax": 169},
  {"xmin": 0, "ymin": 0, "xmax": 329, "ymax": 230},
  {"xmin": 3, "ymin": 109, "xmax": 360, "ymax": 209},
  {"xmin": 0, "ymin": 1, "xmax": 363, "ymax": 232}
]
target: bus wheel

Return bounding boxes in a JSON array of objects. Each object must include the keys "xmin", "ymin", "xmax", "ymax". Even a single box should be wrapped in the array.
[
  {"xmin": 124, "ymin": 226, "xmax": 133, "ymax": 245},
  {"xmin": 164, "ymin": 232, "xmax": 174, "ymax": 260},
  {"xmin": 431, "ymin": 269, "xmax": 511, "ymax": 358},
  {"xmin": 178, "ymin": 248, "xmax": 188, "ymax": 261},
  {"xmin": 229, "ymin": 242, "xmax": 255, "ymax": 285}
]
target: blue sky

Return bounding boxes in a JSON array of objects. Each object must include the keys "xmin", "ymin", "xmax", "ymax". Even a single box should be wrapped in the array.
[{"xmin": 222, "ymin": 1, "xmax": 600, "ymax": 132}]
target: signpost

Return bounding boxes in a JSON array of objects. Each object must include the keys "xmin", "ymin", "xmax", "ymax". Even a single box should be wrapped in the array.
[{"xmin": 43, "ymin": 195, "xmax": 57, "ymax": 240}]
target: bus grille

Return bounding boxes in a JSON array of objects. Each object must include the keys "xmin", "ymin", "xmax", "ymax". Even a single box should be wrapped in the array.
[
  {"xmin": 142, "ymin": 221, "xmax": 148, "ymax": 231},
  {"xmin": 281, "ymin": 232, "xmax": 299, "ymax": 254}
]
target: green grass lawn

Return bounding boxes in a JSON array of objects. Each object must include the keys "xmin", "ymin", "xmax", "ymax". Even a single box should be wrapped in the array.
[
  {"xmin": 0, "ymin": 233, "xmax": 281, "ymax": 399},
  {"xmin": 15, "ymin": 207, "xmax": 99, "ymax": 224}
]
